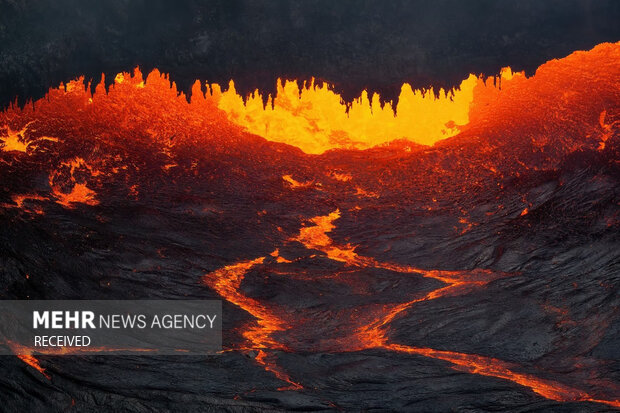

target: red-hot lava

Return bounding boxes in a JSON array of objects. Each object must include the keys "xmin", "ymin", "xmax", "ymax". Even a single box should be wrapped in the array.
[
  {"xmin": 1, "ymin": 42, "xmax": 619, "ymax": 409},
  {"xmin": 202, "ymin": 257, "xmax": 304, "ymax": 390},
  {"xmin": 17, "ymin": 355, "xmax": 49, "ymax": 379},
  {"xmin": 385, "ymin": 344, "xmax": 620, "ymax": 408},
  {"xmin": 203, "ymin": 210, "xmax": 619, "ymax": 408}
]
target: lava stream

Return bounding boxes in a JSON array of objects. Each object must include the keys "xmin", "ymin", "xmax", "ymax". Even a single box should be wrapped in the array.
[
  {"xmin": 17, "ymin": 355, "xmax": 49, "ymax": 379},
  {"xmin": 202, "ymin": 257, "xmax": 302, "ymax": 390},
  {"xmin": 202, "ymin": 210, "xmax": 619, "ymax": 409},
  {"xmin": 386, "ymin": 344, "xmax": 620, "ymax": 409}
]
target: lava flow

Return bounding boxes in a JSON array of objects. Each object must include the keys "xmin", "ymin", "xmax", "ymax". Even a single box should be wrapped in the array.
[
  {"xmin": 386, "ymin": 344, "xmax": 620, "ymax": 408},
  {"xmin": 202, "ymin": 257, "xmax": 303, "ymax": 390},
  {"xmin": 1, "ymin": 42, "xmax": 619, "ymax": 410},
  {"xmin": 203, "ymin": 210, "xmax": 620, "ymax": 408}
]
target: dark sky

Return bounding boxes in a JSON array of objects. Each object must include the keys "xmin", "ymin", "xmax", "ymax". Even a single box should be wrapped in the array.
[{"xmin": 1, "ymin": 0, "xmax": 619, "ymax": 107}]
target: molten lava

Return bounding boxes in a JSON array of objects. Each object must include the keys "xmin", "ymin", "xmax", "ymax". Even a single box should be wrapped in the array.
[
  {"xmin": 49, "ymin": 158, "xmax": 100, "ymax": 208},
  {"xmin": 386, "ymin": 344, "xmax": 620, "ymax": 408},
  {"xmin": 202, "ymin": 210, "xmax": 620, "ymax": 408},
  {"xmin": 216, "ymin": 74, "xmax": 480, "ymax": 153},
  {"xmin": 202, "ymin": 257, "xmax": 302, "ymax": 390},
  {"xmin": 17, "ymin": 355, "xmax": 49, "ymax": 378},
  {"xmin": 1, "ymin": 42, "xmax": 616, "ymax": 160},
  {"xmin": 1, "ymin": 42, "xmax": 619, "ymax": 409},
  {"xmin": 0, "ymin": 122, "xmax": 58, "ymax": 153}
]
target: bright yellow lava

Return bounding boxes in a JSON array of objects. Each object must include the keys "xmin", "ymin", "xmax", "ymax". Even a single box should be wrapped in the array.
[
  {"xmin": 0, "ymin": 122, "xmax": 34, "ymax": 152},
  {"xmin": 213, "ymin": 73, "xmax": 500, "ymax": 154}
]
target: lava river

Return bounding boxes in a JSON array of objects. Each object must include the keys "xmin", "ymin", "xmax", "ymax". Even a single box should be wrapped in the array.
[{"xmin": 203, "ymin": 209, "xmax": 619, "ymax": 408}]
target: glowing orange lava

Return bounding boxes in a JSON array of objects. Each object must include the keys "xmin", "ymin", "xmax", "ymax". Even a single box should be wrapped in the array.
[
  {"xmin": 49, "ymin": 158, "xmax": 100, "ymax": 208},
  {"xmin": 289, "ymin": 211, "xmax": 508, "ymax": 351},
  {"xmin": 8, "ymin": 342, "xmax": 49, "ymax": 379},
  {"xmin": 202, "ymin": 257, "xmax": 302, "ymax": 390},
  {"xmin": 1, "ymin": 41, "xmax": 617, "ymax": 408},
  {"xmin": 1, "ymin": 194, "xmax": 48, "ymax": 214},
  {"xmin": 282, "ymin": 174, "xmax": 313, "ymax": 189},
  {"xmin": 386, "ymin": 344, "xmax": 620, "ymax": 409},
  {"xmin": 17, "ymin": 355, "xmax": 49, "ymax": 379},
  {"xmin": 0, "ymin": 122, "xmax": 58, "ymax": 153},
  {"xmin": 0, "ymin": 42, "xmax": 615, "ymax": 164},
  {"xmin": 291, "ymin": 209, "xmax": 360, "ymax": 263},
  {"xmin": 202, "ymin": 257, "xmax": 284, "ymax": 350},
  {"xmin": 202, "ymin": 209, "xmax": 619, "ymax": 409}
]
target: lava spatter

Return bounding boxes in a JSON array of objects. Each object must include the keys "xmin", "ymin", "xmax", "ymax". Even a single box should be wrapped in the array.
[
  {"xmin": 49, "ymin": 158, "xmax": 100, "ymax": 208},
  {"xmin": 0, "ymin": 122, "xmax": 58, "ymax": 154}
]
